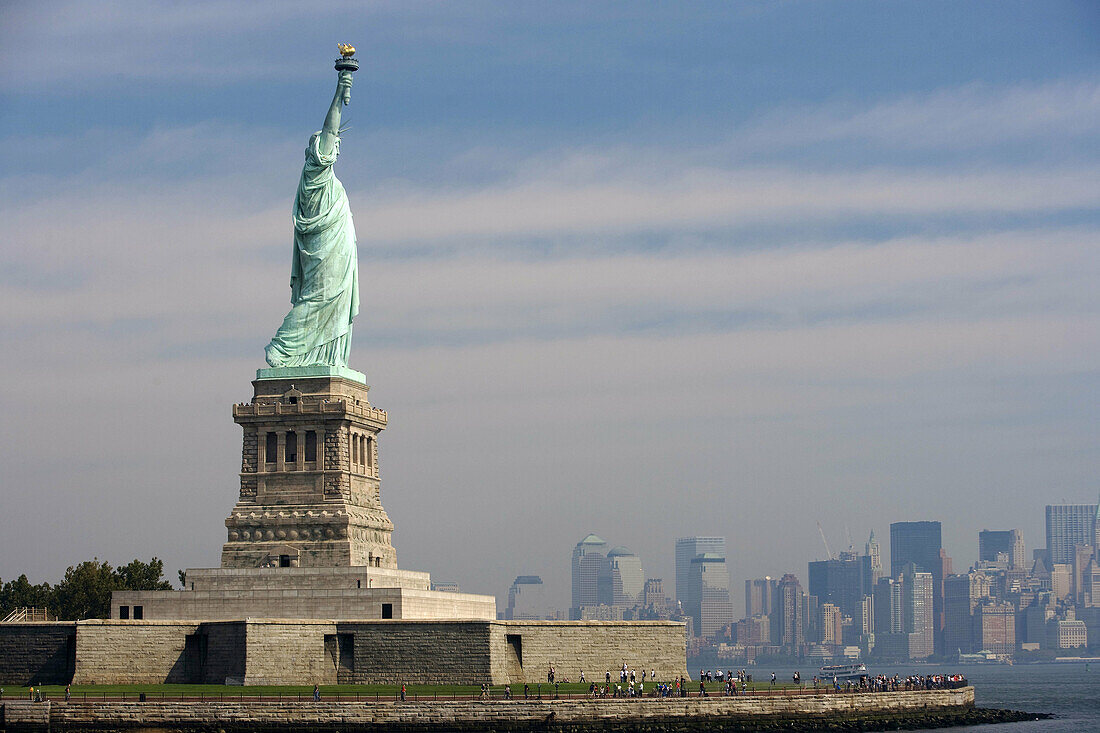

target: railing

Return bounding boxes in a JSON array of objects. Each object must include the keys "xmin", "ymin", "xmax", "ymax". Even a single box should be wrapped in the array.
[
  {"xmin": 0, "ymin": 607, "xmax": 53, "ymax": 623},
  {"xmin": 234, "ymin": 400, "xmax": 387, "ymax": 422}
]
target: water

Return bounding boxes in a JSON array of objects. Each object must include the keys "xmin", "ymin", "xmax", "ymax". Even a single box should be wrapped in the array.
[{"xmin": 755, "ymin": 662, "xmax": 1099, "ymax": 731}]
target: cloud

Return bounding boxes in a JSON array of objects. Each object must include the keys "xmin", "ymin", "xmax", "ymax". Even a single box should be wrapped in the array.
[
  {"xmin": 733, "ymin": 80, "xmax": 1100, "ymax": 152},
  {"xmin": 350, "ymin": 165, "xmax": 1100, "ymax": 243},
  {"xmin": 1, "ymin": 36, "xmax": 1098, "ymax": 611}
]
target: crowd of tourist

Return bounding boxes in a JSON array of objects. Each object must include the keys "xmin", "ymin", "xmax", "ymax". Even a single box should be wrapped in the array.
[{"xmin": 499, "ymin": 664, "xmax": 968, "ymax": 700}]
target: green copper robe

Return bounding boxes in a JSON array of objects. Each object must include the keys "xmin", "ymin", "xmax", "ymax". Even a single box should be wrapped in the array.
[{"xmin": 265, "ymin": 133, "xmax": 359, "ymax": 367}]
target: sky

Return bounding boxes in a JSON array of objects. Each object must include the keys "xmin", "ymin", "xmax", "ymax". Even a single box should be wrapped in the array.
[{"xmin": 1, "ymin": 1, "xmax": 1098, "ymax": 616}]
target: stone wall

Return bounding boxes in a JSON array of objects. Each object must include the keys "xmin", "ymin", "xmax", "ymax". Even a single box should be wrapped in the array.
[
  {"xmin": 0, "ymin": 623, "xmax": 75, "ymax": 685},
  {"xmin": 2, "ymin": 619, "xmax": 684, "ymax": 686},
  {"xmin": 335, "ymin": 621, "xmax": 493, "ymax": 685},
  {"xmin": 33, "ymin": 688, "xmax": 977, "ymax": 732},
  {"xmin": 199, "ymin": 622, "xmax": 247, "ymax": 684},
  {"xmin": 242, "ymin": 620, "xmax": 336, "ymax": 686},
  {"xmin": 71, "ymin": 621, "xmax": 200, "ymax": 685},
  {"xmin": 492, "ymin": 621, "xmax": 686, "ymax": 684}
]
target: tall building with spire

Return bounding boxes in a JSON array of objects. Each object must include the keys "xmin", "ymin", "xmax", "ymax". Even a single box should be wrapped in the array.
[{"xmin": 866, "ymin": 530, "xmax": 883, "ymax": 584}]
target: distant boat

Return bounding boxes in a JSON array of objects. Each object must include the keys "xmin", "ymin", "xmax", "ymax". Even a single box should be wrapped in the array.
[
  {"xmin": 820, "ymin": 663, "xmax": 867, "ymax": 680},
  {"xmin": 959, "ymin": 650, "xmax": 1012, "ymax": 664}
]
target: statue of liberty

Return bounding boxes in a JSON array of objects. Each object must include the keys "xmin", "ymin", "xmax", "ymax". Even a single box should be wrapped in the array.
[{"xmin": 265, "ymin": 48, "xmax": 360, "ymax": 368}]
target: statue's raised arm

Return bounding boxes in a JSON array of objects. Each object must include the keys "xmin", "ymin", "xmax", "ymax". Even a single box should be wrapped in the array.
[
  {"xmin": 264, "ymin": 50, "xmax": 361, "ymax": 370},
  {"xmin": 319, "ymin": 71, "xmax": 353, "ymax": 156}
]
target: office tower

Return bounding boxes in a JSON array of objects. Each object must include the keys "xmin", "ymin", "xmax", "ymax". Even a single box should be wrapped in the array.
[
  {"xmin": 1083, "ymin": 558, "xmax": 1100, "ymax": 608},
  {"xmin": 640, "ymin": 578, "xmax": 667, "ymax": 610},
  {"xmin": 734, "ymin": 614, "xmax": 770, "ymax": 644},
  {"xmin": 857, "ymin": 594, "xmax": 874, "ymax": 636},
  {"xmin": 775, "ymin": 573, "xmax": 804, "ymax": 649},
  {"xmin": 977, "ymin": 602, "xmax": 1015, "ymax": 655},
  {"xmin": 871, "ymin": 576, "xmax": 904, "ymax": 658},
  {"xmin": 890, "ymin": 521, "xmax": 943, "ymax": 577},
  {"xmin": 506, "ymin": 575, "xmax": 547, "ymax": 620},
  {"xmin": 1072, "ymin": 544, "xmax": 1096, "ymax": 605},
  {"xmin": 1051, "ymin": 563, "xmax": 1073, "ymax": 600},
  {"xmin": 820, "ymin": 603, "xmax": 842, "ymax": 646},
  {"xmin": 890, "ymin": 521, "xmax": 949, "ymax": 654},
  {"xmin": 902, "ymin": 563, "xmax": 934, "ymax": 660},
  {"xmin": 978, "ymin": 529, "xmax": 1026, "ymax": 569},
  {"xmin": 1045, "ymin": 503, "xmax": 1099, "ymax": 565},
  {"xmin": 675, "ymin": 537, "xmax": 726, "ymax": 606},
  {"xmin": 686, "ymin": 553, "xmax": 733, "ymax": 639},
  {"xmin": 598, "ymin": 546, "xmax": 645, "ymax": 608},
  {"xmin": 871, "ymin": 579, "xmax": 904, "ymax": 660},
  {"xmin": 942, "ymin": 574, "xmax": 973, "ymax": 655},
  {"xmin": 745, "ymin": 577, "xmax": 776, "ymax": 618},
  {"xmin": 866, "ymin": 530, "xmax": 883, "ymax": 583},
  {"xmin": 808, "ymin": 555, "xmax": 867, "ymax": 620},
  {"xmin": 943, "ymin": 571, "xmax": 992, "ymax": 654},
  {"xmin": 571, "ymin": 534, "xmax": 608, "ymax": 618}
]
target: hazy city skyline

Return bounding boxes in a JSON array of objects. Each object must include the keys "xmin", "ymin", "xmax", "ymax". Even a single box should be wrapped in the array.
[{"xmin": 1, "ymin": 2, "xmax": 1098, "ymax": 617}]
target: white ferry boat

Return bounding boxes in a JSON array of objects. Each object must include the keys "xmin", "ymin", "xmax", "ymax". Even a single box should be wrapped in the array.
[{"xmin": 819, "ymin": 663, "xmax": 867, "ymax": 680}]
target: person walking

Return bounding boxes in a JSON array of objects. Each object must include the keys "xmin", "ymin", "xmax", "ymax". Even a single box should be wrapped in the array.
[
  {"xmin": 313, "ymin": 684, "xmax": 320, "ymax": 702},
  {"xmin": 400, "ymin": 683, "xmax": 406, "ymax": 702}
]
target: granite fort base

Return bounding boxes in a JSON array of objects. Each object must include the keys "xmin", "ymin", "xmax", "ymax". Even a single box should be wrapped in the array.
[{"xmin": 0, "ymin": 619, "xmax": 687, "ymax": 686}]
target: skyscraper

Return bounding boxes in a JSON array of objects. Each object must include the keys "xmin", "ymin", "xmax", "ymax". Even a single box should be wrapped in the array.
[
  {"xmin": 598, "ymin": 546, "xmax": 645, "ymax": 608},
  {"xmin": 686, "ymin": 553, "xmax": 733, "ymax": 639},
  {"xmin": 808, "ymin": 555, "xmax": 867, "ymax": 620},
  {"xmin": 745, "ymin": 577, "xmax": 776, "ymax": 618},
  {"xmin": 978, "ymin": 529, "xmax": 1025, "ymax": 569},
  {"xmin": 506, "ymin": 575, "xmax": 548, "ymax": 620},
  {"xmin": 943, "ymin": 570, "xmax": 992, "ymax": 654},
  {"xmin": 1045, "ymin": 503, "xmax": 1099, "ymax": 565},
  {"xmin": 902, "ymin": 563, "xmax": 934, "ymax": 660},
  {"xmin": 890, "ymin": 521, "xmax": 943, "ymax": 578},
  {"xmin": 977, "ymin": 602, "xmax": 1015, "ymax": 655},
  {"xmin": 675, "ymin": 537, "xmax": 726, "ymax": 606},
  {"xmin": 820, "ymin": 602, "xmax": 842, "ymax": 646},
  {"xmin": 571, "ymin": 534, "xmax": 608, "ymax": 618},
  {"xmin": 890, "ymin": 521, "xmax": 949, "ymax": 654},
  {"xmin": 775, "ymin": 573, "xmax": 804, "ymax": 650},
  {"xmin": 866, "ymin": 530, "xmax": 883, "ymax": 584},
  {"xmin": 640, "ymin": 578, "xmax": 667, "ymax": 610}
]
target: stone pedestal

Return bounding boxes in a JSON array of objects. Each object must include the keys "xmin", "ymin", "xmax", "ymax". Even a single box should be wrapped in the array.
[{"xmin": 221, "ymin": 373, "xmax": 396, "ymax": 569}]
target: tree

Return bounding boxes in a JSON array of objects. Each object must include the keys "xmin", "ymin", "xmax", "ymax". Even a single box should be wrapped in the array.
[
  {"xmin": 115, "ymin": 558, "xmax": 172, "ymax": 592},
  {"xmin": 51, "ymin": 559, "xmax": 117, "ymax": 620},
  {"xmin": 0, "ymin": 574, "xmax": 53, "ymax": 616},
  {"xmin": 10, "ymin": 557, "xmax": 177, "ymax": 620}
]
